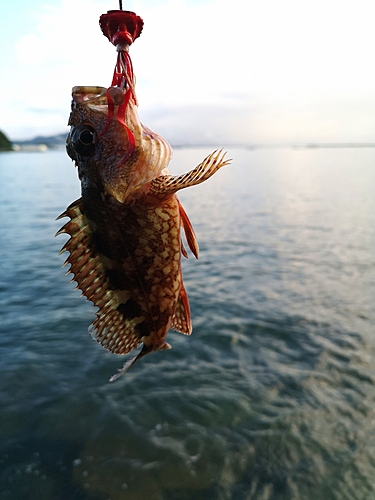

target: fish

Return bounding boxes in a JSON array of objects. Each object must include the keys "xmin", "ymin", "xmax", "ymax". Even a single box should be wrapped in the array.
[
  {"xmin": 57, "ymin": 12, "xmax": 230, "ymax": 380},
  {"xmin": 57, "ymin": 85, "xmax": 229, "ymax": 380}
]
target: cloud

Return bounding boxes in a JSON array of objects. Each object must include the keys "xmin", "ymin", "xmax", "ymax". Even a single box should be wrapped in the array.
[
  {"xmin": 3, "ymin": 0, "xmax": 375, "ymax": 142},
  {"xmin": 140, "ymin": 93, "xmax": 375, "ymax": 146}
]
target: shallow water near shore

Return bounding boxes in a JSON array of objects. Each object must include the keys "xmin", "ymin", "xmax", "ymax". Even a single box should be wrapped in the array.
[{"xmin": 0, "ymin": 146, "xmax": 375, "ymax": 499}]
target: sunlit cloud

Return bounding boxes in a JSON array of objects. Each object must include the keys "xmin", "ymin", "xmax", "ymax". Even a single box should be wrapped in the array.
[{"xmin": 2, "ymin": 0, "xmax": 375, "ymax": 143}]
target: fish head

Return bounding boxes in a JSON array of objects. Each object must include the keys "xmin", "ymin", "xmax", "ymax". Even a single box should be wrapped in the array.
[
  {"xmin": 66, "ymin": 86, "xmax": 172, "ymax": 203},
  {"xmin": 66, "ymin": 85, "xmax": 140, "ymax": 196}
]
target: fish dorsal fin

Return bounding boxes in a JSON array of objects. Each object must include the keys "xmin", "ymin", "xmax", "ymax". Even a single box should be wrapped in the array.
[
  {"xmin": 171, "ymin": 281, "xmax": 192, "ymax": 335},
  {"xmin": 56, "ymin": 198, "xmax": 143, "ymax": 355}
]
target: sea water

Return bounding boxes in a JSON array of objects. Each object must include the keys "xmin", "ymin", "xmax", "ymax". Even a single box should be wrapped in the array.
[{"xmin": 0, "ymin": 146, "xmax": 374, "ymax": 499}]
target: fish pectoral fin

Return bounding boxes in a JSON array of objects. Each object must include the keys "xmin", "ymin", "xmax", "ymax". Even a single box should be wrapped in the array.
[
  {"xmin": 178, "ymin": 199, "xmax": 199, "ymax": 259},
  {"xmin": 150, "ymin": 149, "xmax": 230, "ymax": 196},
  {"xmin": 171, "ymin": 282, "xmax": 192, "ymax": 335}
]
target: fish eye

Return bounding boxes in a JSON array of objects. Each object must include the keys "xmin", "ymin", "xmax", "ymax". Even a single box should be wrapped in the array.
[
  {"xmin": 79, "ymin": 129, "xmax": 95, "ymax": 145},
  {"xmin": 70, "ymin": 125, "xmax": 96, "ymax": 156}
]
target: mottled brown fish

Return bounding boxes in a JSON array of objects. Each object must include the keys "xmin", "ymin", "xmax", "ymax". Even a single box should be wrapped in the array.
[{"xmin": 57, "ymin": 10, "xmax": 230, "ymax": 380}]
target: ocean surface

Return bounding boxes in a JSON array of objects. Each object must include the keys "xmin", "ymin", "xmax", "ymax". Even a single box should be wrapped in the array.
[{"xmin": 0, "ymin": 146, "xmax": 374, "ymax": 500}]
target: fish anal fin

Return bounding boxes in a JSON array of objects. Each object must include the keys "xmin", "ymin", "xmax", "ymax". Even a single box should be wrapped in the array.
[
  {"xmin": 171, "ymin": 281, "xmax": 192, "ymax": 335},
  {"xmin": 178, "ymin": 199, "xmax": 199, "ymax": 259},
  {"xmin": 150, "ymin": 149, "xmax": 230, "ymax": 196}
]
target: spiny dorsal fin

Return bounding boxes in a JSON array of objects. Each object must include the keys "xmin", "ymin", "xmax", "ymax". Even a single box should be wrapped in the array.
[{"xmin": 57, "ymin": 198, "xmax": 143, "ymax": 355}]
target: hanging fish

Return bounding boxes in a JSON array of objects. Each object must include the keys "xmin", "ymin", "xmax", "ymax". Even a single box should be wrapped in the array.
[{"xmin": 57, "ymin": 9, "xmax": 230, "ymax": 380}]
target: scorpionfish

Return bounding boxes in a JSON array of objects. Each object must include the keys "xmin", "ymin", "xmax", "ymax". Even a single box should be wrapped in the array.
[{"xmin": 57, "ymin": 84, "xmax": 229, "ymax": 379}]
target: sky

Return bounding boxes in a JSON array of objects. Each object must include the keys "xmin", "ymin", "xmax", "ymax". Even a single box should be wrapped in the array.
[{"xmin": 1, "ymin": 0, "xmax": 375, "ymax": 145}]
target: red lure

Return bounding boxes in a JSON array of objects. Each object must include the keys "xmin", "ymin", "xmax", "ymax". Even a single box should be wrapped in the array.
[{"xmin": 98, "ymin": 10, "xmax": 144, "ymax": 162}]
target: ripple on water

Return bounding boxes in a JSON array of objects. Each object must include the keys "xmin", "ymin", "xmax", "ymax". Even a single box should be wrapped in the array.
[{"xmin": 1, "ymin": 148, "xmax": 375, "ymax": 499}]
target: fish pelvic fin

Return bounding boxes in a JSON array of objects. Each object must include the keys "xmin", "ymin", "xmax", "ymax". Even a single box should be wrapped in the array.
[
  {"xmin": 150, "ymin": 149, "xmax": 230, "ymax": 196},
  {"xmin": 178, "ymin": 200, "xmax": 199, "ymax": 259},
  {"xmin": 171, "ymin": 280, "xmax": 192, "ymax": 335}
]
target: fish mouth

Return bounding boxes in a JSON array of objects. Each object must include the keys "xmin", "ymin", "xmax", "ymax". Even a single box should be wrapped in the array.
[
  {"xmin": 72, "ymin": 86, "xmax": 108, "ymax": 105},
  {"xmin": 72, "ymin": 86, "xmax": 126, "ymax": 107}
]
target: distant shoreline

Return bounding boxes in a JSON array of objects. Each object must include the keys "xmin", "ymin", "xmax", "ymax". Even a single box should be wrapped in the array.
[{"xmin": 7, "ymin": 131, "xmax": 375, "ymax": 152}]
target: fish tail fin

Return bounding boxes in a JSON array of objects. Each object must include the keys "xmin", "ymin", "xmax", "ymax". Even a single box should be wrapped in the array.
[
  {"xmin": 109, "ymin": 348, "xmax": 147, "ymax": 381},
  {"xmin": 109, "ymin": 342, "xmax": 171, "ymax": 381}
]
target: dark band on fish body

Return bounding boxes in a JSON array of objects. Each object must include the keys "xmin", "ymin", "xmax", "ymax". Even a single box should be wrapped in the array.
[
  {"xmin": 116, "ymin": 300, "xmax": 149, "ymax": 338},
  {"xmin": 117, "ymin": 299, "xmax": 143, "ymax": 318},
  {"xmin": 106, "ymin": 268, "xmax": 136, "ymax": 290},
  {"xmin": 91, "ymin": 230, "xmax": 114, "ymax": 259},
  {"xmin": 137, "ymin": 321, "xmax": 149, "ymax": 338}
]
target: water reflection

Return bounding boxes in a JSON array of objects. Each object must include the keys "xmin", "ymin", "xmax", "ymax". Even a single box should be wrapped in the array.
[{"xmin": 0, "ymin": 147, "xmax": 374, "ymax": 499}]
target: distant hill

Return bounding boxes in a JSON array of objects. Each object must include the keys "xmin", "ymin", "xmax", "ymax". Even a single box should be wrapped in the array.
[
  {"xmin": 0, "ymin": 130, "xmax": 13, "ymax": 151},
  {"xmin": 15, "ymin": 133, "xmax": 67, "ymax": 148}
]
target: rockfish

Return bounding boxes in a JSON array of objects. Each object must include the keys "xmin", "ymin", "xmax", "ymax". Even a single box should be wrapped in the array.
[{"xmin": 57, "ymin": 13, "xmax": 230, "ymax": 380}]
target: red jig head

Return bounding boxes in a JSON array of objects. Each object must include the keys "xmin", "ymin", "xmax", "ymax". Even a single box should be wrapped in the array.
[
  {"xmin": 98, "ymin": 10, "xmax": 144, "ymax": 163},
  {"xmin": 99, "ymin": 10, "xmax": 143, "ymax": 91},
  {"xmin": 99, "ymin": 10, "xmax": 143, "ymax": 48}
]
